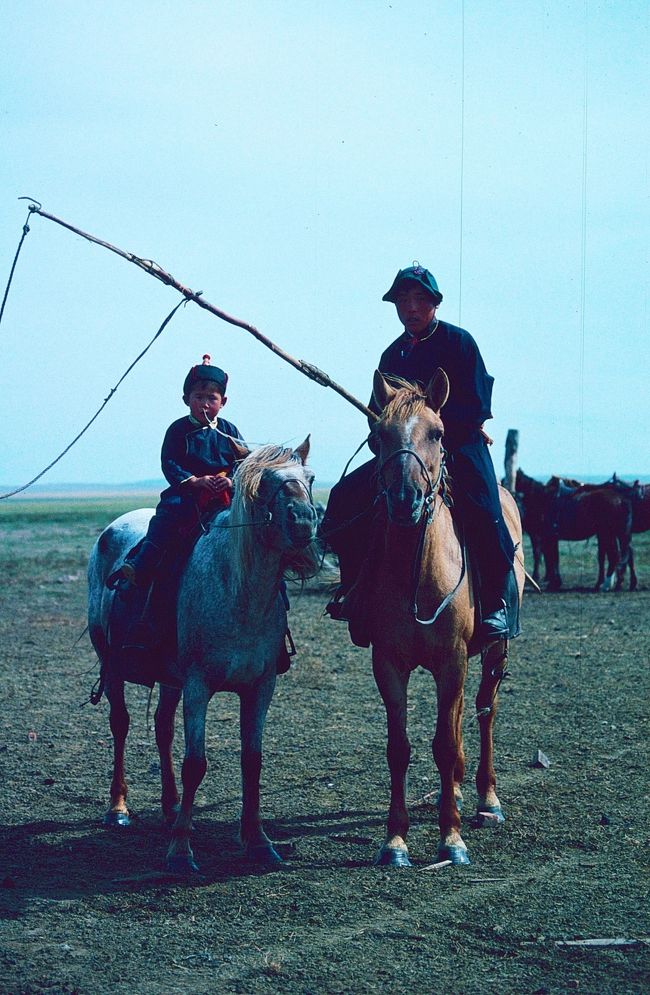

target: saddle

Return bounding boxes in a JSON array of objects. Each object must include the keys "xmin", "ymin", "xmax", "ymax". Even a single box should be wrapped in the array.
[
  {"xmin": 326, "ymin": 499, "xmax": 520, "ymax": 649},
  {"xmin": 549, "ymin": 480, "xmax": 581, "ymax": 537},
  {"xmin": 107, "ymin": 508, "xmax": 221, "ymax": 688}
]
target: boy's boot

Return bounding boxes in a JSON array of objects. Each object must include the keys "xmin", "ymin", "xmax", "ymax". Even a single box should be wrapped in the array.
[{"xmin": 106, "ymin": 540, "xmax": 163, "ymax": 591}]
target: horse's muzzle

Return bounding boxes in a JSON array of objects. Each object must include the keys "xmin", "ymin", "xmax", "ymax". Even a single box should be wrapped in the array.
[
  {"xmin": 386, "ymin": 487, "xmax": 424, "ymax": 527},
  {"xmin": 287, "ymin": 502, "xmax": 318, "ymax": 547}
]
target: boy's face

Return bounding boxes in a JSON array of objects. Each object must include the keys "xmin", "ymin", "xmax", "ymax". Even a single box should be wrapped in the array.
[{"xmin": 186, "ymin": 381, "xmax": 226, "ymax": 424}]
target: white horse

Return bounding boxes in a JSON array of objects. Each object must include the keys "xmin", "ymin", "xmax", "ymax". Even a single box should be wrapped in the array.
[{"xmin": 88, "ymin": 438, "xmax": 318, "ymax": 872}]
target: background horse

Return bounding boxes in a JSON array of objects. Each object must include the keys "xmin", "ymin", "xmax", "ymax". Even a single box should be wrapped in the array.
[
  {"xmin": 513, "ymin": 469, "xmax": 548, "ymax": 585},
  {"xmin": 88, "ymin": 439, "xmax": 318, "ymax": 872},
  {"xmin": 365, "ymin": 370, "xmax": 524, "ymax": 868},
  {"xmin": 515, "ymin": 470, "xmax": 635, "ymax": 591}
]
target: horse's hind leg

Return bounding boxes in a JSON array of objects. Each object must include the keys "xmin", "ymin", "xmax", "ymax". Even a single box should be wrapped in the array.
[
  {"xmin": 432, "ymin": 658, "xmax": 469, "ymax": 865},
  {"xmin": 155, "ymin": 684, "xmax": 182, "ymax": 823},
  {"xmin": 239, "ymin": 676, "xmax": 282, "ymax": 864},
  {"xmin": 628, "ymin": 545, "xmax": 637, "ymax": 591},
  {"xmin": 167, "ymin": 676, "xmax": 210, "ymax": 874},
  {"xmin": 475, "ymin": 641, "xmax": 508, "ymax": 828},
  {"xmin": 372, "ymin": 654, "xmax": 412, "ymax": 868},
  {"xmin": 596, "ymin": 537, "xmax": 608, "ymax": 590},
  {"xmin": 105, "ymin": 675, "xmax": 131, "ymax": 827}
]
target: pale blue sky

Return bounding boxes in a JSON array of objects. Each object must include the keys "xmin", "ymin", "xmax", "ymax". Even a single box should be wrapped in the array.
[{"xmin": 1, "ymin": 0, "xmax": 648, "ymax": 490}]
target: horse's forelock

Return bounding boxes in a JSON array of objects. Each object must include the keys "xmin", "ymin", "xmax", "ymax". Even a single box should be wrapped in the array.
[
  {"xmin": 228, "ymin": 443, "xmax": 317, "ymax": 591},
  {"xmin": 233, "ymin": 445, "xmax": 301, "ymax": 507},
  {"xmin": 381, "ymin": 385, "xmax": 428, "ymax": 425}
]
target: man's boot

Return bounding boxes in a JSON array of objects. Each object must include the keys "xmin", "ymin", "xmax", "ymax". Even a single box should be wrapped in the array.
[{"xmin": 480, "ymin": 568, "xmax": 520, "ymax": 641}]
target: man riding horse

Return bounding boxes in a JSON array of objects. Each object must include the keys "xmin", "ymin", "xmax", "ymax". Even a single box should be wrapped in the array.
[{"xmin": 322, "ymin": 263, "xmax": 518, "ymax": 644}]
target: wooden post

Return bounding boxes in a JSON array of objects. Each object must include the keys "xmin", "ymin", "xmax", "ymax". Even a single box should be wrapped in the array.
[{"xmin": 503, "ymin": 429, "xmax": 519, "ymax": 493}]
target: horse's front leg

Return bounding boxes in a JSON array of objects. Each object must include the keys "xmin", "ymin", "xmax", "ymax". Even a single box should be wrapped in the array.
[
  {"xmin": 104, "ymin": 674, "xmax": 131, "ymax": 827},
  {"xmin": 166, "ymin": 675, "xmax": 211, "ymax": 874},
  {"xmin": 373, "ymin": 653, "xmax": 412, "ymax": 868},
  {"xmin": 432, "ymin": 655, "xmax": 470, "ymax": 865},
  {"xmin": 238, "ymin": 673, "xmax": 281, "ymax": 864},
  {"xmin": 154, "ymin": 683, "xmax": 183, "ymax": 823},
  {"xmin": 475, "ymin": 641, "xmax": 508, "ymax": 827}
]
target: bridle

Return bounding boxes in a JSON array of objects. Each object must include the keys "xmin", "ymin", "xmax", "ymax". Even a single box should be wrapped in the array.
[
  {"xmin": 378, "ymin": 445, "xmax": 466, "ymax": 626},
  {"xmin": 206, "ymin": 473, "xmax": 315, "ymax": 532},
  {"xmin": 377, "ymin": 446, "xmax": 444, "ymax": 515}
]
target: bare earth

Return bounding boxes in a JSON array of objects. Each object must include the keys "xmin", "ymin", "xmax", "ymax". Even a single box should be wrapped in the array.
[{"xmin": 0, "ymin": 505, "xmax": 648, "ymax": 995}]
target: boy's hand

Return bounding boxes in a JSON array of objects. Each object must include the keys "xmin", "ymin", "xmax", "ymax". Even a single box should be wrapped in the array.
[{"xmin": 188, "ymin": 474, "xmax": 233, "ymax": 496}]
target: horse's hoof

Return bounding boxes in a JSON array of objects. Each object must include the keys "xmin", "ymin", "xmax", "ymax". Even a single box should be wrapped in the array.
[
  {"xmin": 475, "ymin": 805, "xmax": 505, "ymax": 828},
  {"xmin": 166, "ymin": 854, "xmax": 201, "ymax": 875},
  {"xmin": 104, "ymin": 810, "xmax": 130, "ymax": 828},
  {"xmin": 374, "ymin": 847, "xmax": 412, "ymax": 868},
  {"xmin": 245, "ymin": 843, "xmax": 283, "ymax": 865},
  {"xmin": 437, "ymin": 844, "xmax": 470, "ymax": 865}
]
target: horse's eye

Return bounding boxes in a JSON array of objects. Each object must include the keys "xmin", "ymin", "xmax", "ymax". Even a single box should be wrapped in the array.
[{"xmin": 428, "ymin": 428, "xmax": 442, "ymax": 442}]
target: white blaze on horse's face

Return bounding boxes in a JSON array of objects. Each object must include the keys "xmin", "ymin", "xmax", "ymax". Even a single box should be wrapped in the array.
[
  {"xmin": 378, "ymin": 408, "xmax": 444, "ymax": 526},
  {"xmin": 372, "ymin": 369, "xmax": 449, "ymax": 528}
]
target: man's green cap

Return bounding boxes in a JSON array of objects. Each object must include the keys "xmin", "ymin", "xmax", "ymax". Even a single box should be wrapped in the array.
[{"xmin": 382, "ymin": 263, "xmax": 443, "ymax": 305}]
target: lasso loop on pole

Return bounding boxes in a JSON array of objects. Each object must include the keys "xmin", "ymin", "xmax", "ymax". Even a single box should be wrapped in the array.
[{"xmin": 0, "ymin": 298, "xmax": 186, "ymax": 500}]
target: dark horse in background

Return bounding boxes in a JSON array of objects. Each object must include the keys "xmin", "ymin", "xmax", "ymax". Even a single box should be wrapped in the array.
[{"xmin": 514, "ymin": 469, "xmax": 637, "ymax": 591}]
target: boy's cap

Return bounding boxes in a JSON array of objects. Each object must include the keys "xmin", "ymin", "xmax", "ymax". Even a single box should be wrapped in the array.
[
  {"xmin": 382, "ymin": 263, "xmax": 443, "ymax": 305},
  {"xmin": 183, "ymin": 354, "xmax": 228, "ymax": 396}
]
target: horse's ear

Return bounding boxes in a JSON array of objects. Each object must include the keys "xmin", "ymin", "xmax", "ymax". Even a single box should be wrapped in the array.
[
  {"xmin": 293, "ymin": 436, "xmax": 311, "ymax": 464},
  {"xmin": 372, "ymin": 370, "xmax": 397, "ymax": 411},
  {"xmin": 231, "ymin": 439, "xmax": 251, "ymax": 462},
  {"xmin": 425, "ymin": 368, "xmax": 450, "ymax": 413}
]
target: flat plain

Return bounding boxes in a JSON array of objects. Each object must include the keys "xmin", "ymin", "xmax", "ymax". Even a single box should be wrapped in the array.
[{"xmin": 1, "ymin": 496, "xmax": 648, "ymax": 995}]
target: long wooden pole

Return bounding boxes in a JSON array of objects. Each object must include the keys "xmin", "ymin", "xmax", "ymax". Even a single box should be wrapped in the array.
[{"xmin": 30, "ymin": 204, "xmax": 378, "ymax": 421}]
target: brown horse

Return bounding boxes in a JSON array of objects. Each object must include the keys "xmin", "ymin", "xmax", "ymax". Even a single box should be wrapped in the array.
[
  {"xmin": 544, "ymin": 477, "xmax": 634, "ymax": 591},
  {"xmin": 365, "ymin": 370, "xmax": 524, "ymax": 867},
  {"xmin": 515, "ymin": 470, "xmax": 635, "ymax": 591}
]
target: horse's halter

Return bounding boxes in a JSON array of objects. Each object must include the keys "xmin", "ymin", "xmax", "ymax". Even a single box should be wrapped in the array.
[
  {"xmin": 255, "ymin": 473, "xmax": 315, "ymax": 526},
  {"xmin": 207, "ymin": 470, "xmax": 315, "ymax": 531},
  {"xmin": 377, "ymin": 444, "xmax": 464, "ymax": 625},
  {"xmin": 377, "ymin": 446, "xmax": 445, "ymax": 523}
]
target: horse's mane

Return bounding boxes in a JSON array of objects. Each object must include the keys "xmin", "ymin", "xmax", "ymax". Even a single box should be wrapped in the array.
[{"xmin": 228, "ymin": 444, "xmax": 319, "ymax": 591}]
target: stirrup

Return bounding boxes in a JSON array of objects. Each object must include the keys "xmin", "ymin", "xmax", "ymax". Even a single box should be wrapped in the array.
[
  {"xmin": 324, "ymin": 587, "xmax": 353, "ymax": 621},
  {"xmin": 106, "ymin": 563, "xmax": 137, "ymax": 591}
]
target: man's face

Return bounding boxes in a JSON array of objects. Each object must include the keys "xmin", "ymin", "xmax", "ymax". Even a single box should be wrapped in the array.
[
  {"xmin": 187, "ymin": 382, "xmax": 226, "ymax": 424},
  {"xmin": 394, "ymin": 283, "xmax": 438, "ymax": 336}
]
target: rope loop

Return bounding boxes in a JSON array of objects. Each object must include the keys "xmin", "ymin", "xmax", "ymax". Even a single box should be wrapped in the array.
[{"xmin": 0, "ymin": 297, "xmax": 186, "ymax": 500}]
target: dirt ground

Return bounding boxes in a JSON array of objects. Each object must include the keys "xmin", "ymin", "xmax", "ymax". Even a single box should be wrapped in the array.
[{"xmin": 0, "ymin": 501, "xmax": 648, "ymax": 995}]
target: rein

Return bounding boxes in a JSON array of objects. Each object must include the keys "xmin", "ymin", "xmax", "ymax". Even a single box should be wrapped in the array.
[
  {"xmin": 206, "ymin": 475, "xmax": 315, "ymax": 531},
  {"xmin": 378, "ymin": 448, "xmax": 466, "ymax": 626}
]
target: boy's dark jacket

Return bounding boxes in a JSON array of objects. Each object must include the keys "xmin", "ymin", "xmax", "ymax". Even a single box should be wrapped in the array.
[{"xmin": 160, "ymin": 416, "xmax": 243, "ymax": 497}]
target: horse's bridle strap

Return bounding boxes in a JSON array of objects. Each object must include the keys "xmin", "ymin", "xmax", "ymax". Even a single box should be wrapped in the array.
[{"xmin": 377, "ymin": 448, "xmax": 464, "ymax": 626}]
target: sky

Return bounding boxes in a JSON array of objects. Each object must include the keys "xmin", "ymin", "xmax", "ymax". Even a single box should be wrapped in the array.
[{"xmin": 1, "ymin": 0, "xmax": 648, "ymax": 493}]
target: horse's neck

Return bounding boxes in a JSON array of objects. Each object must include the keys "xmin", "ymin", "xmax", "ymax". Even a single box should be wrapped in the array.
[
  {"xmin": 202, "ymin": 524, "xmax": 284, "ymax": 616},
  {"xmin": 382, "ymin": 503, "xmax": 460, "ymax": 593}
]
